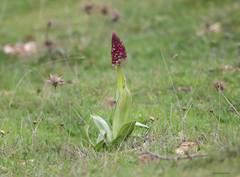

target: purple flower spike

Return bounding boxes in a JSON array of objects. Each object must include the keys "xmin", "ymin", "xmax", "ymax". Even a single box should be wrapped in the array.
[{"xmin": 111, "ymin": 32, "xmax": 127, "ymax": 66}]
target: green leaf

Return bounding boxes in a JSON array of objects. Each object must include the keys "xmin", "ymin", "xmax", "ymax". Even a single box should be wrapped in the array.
[
  {"xmin": 80, "ymin": 124, "xmax": 93, "ymax": 147},
  {"xmin": 112, "ymin": 67, "xmax": 132, "ymax": 138},
  {"xmin": 135, "ymin": 122, "xmax": 149, "ymax": 129},
  {"xmin": 96, "ymin": 131, "xmax": 106, "ymax": 144},
  {"xmin": 111, "ymin": 121, "xmax": 136, "ymax": 148},
  {"xmin": 91, "ymin": 115, "xmax": 112, "ymax": 142},
  {"xmin": 94, "ymin": 139, "xmax": 107, "ymax": 151}
]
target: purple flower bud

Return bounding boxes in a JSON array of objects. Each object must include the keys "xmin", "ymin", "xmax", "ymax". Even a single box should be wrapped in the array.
[{"xmin": 111, "ymin": 32, "xmax": 127, "ymax": 66}]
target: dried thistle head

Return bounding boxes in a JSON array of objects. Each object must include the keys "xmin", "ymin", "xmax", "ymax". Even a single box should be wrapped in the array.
[{"xmin": 47, "ymin": 74, "xmax": 64, "ymax": 88}]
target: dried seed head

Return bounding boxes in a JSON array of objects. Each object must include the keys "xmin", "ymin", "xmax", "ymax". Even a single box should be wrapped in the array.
[
  {"xmin": 209, "ymin": 109, "xmax": 214, "ymax": 113},
  {"xmin": 47, "ymin": 21, "xmax": 52, "ymax": 28},
  {"xmin": 105, "ymin": 97, "xmax": 116, "ymax": 108},
  {"xmin": 213, "ymin": 80, "xmax": 225, "ymax": 91},
  {"xmin": 47, "ymin": 74, "xmax": 64, "ymax": 88},
  {"xmin": 101, "ymin": 5, "xmax": 109, "ymax": 15},
  {"xmin": 59, "ymin": 123, "xmax": 64, "ymax": 128},
  {"xmin": 111, "ymin": 11, "xmax": 120, "ymax": 22},
  {"xmin": 83, "ymin": 3, "xmax": 94, "ymax": 14},
  {"xmin": 111, "ymin": 32, "xmax": 127, "ymax": 66},
  {"xmin": 44, "ymin": 40, "xmax": 54, "ymax": 49}
]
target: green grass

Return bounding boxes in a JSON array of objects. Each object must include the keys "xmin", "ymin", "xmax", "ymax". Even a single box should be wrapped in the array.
[{"xmin": 0, "ymin": 0, "xmax": 240, "ymax": 176}]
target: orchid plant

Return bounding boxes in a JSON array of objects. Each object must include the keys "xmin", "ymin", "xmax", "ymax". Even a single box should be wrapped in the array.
[{"xmin": 81, "ymin": 32, "xmax": 148, "ymax": 151}]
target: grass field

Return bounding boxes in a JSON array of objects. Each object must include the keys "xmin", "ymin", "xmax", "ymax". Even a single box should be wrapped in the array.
[{"xmin": 0, "ymin": 0, "xmax": 240, "ymax": 176}]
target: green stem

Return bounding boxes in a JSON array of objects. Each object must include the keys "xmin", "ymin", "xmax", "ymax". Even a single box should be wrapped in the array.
[
  {"xmin": 112, "ymin": 66, "xmax": 132, "ymax": 138},
  {"xmin": 116, "ymin": 66, "xmax": 125, "ymax": 97}
]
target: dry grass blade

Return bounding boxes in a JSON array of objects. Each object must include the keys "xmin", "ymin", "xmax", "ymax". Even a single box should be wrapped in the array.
[{"xmin": 176, "ymin": 86, "xmax": 192, "ymax": 94}]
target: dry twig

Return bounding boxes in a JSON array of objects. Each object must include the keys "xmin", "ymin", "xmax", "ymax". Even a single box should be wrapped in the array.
[{"xmin": 138, "ymin": 151, "xmax": 208, "ymax": 163}]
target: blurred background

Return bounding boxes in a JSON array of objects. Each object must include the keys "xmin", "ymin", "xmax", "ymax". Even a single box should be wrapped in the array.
[{"xmin": 0, "ymin": 0, "xmax": 240, "ymax": 176}]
